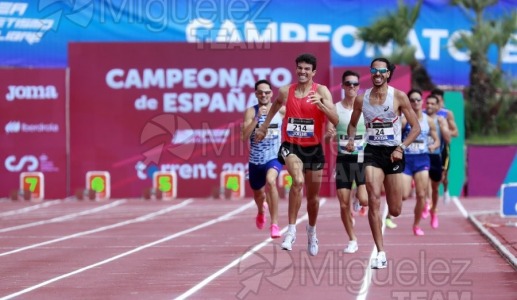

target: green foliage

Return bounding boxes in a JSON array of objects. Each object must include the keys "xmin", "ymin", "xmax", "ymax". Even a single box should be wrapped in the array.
[
  {"xmin": 357, "ymin": 0, "xmax": 516, "ymax": 142},
  {"xmin": 357, "ymin": 0, "xmax": 434, "ymax": 90},
  {"xmin": 452, "ymin": 0, "xmax": 517, "ymax": 138},
  {"xmin": 358, "ymin": 0, "xmax": 421, "ymax": 46}
]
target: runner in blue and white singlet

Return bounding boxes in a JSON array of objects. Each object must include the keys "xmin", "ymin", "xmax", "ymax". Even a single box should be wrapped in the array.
[
  {"xmin": 402, "ymin": 112, "xmax": 431, "ymax": 174},
  {"xmin": 242, "ymin": 79, "xmax": 284, "ymax": 239},
  {"xmin": 249, "ymin": 105, "xmax": 282, "ymax": 165},
  {"xmin": 400, "ymin": 89, "xmax": 440, "ymax": 236}
]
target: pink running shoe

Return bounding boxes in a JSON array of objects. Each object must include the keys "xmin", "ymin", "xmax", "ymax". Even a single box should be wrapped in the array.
[
  {"xmin": 413, "ymin": 226, "xmax": 425, "ymax": 236},
  {"xmin": 430, "ymin": 212, "xmax": 439, "ymax": 229},
  {"xmin": 359, "ymin": 206, "xmax": 368, "ymax": 217},
  {"xmin": 421, "ymin": 202, "xmax": 430, "ymax": 219},
  {"xmin": 256, "ymin": 212, "xmax": 266, "ymax": 230},
  {"xmin": 270, "ymin": 224, "xmax": 281, "ymax": 238}
]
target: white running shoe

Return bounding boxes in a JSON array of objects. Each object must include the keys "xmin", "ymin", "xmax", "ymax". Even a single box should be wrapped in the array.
[
  {"xmin": 306, "ymin": 225, "xmax": 319, "ymax": 256},
  {"xmin": 343, "ymin": 240, "xmax": 358, "ymax": 254},
  {"xmin": 371, "ymin": 251, "xmax": 387, "ymax": 269},
  {"xmin": 443, "ymin": 191, "xmax": 451, "ymax": 205},
  {"xmin": 281, "ymin": 232, "xmax": 296, "ymax": 251}
]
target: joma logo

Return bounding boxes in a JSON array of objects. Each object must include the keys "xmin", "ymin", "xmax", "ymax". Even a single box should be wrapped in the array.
[{"xmin": 5, "ymin": 85, "xmax": 58, "ymax": 101}]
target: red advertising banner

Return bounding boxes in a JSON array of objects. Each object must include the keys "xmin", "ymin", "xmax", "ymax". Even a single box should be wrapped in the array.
[
  {"xmin": 68, "ymin": 42, "xmax": 332, "ymax": 198},
  {"xmin": 0, "ymin": 69, "xmax": 67, "ymax": 199}
]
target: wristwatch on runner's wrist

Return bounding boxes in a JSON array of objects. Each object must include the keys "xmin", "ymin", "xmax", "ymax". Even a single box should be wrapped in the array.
[{"xmin": 398, "ymin": 143, "xmax": 407, "ymax": 151}]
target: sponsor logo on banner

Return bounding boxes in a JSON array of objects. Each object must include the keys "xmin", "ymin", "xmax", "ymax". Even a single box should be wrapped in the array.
[
  {"xmin": 4, "ymin": 154, "xmax": 59, "ymax": 172},
  {"xmin": 4, "ymin": 155, "xmax": 38, "ymax": 172},
  {"xmin": 5, "ymin": 85, "xmax": 59, "ymax": 101},
  {"xmin": 0, "ymin": 2, "xmax": 54, "ymax": 44},
  {"xmin": 171, "ymin": 129, "xmax": 230, "ymax": 144},
  {"xmin": 4, "ymin": 121, "xmax": 60, "ymax": 134}
]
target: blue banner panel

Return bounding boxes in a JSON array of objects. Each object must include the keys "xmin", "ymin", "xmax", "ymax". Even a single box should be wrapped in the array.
[{"xmin": 1, "ymin": 0, "xmax": 515, "ymax": 86}]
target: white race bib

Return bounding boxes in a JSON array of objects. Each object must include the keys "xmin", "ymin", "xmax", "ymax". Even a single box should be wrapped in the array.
[
  {"xmin": 408, "ymin": 140, "xmax": 425, "ymax": 153},
  {"xmin": 287, "ymin": 118, "xmax": 314, "ymax": 138},
  {"xmin": 338, "ymin": 134, "xmax": 364, "ymax": 153},
  {"xmin": 265, "ymin": 123, "xmax": 280, "ymax": 139},
  {"xmin": 367, "ymin": 122, "xmax": 395, "ymax": 141}
]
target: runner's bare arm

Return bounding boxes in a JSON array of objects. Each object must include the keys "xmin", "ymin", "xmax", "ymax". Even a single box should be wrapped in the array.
[
  {"xmin": 345, "ymin": 94, "xmax": 363, "ymax": 152},
  {"xmin": 438, "ymin": 116, "xmax": 451, "ymax": 144},
  {"xmin": 325, "ymin": 120, "xmax": 336, "ymax": 143},
  {"xmin": 428, "ymin": 117, "xmax": 440, "ymax": 153},
  {"xmin": 241, "ymin": 107, "xmax": 258, "ymax": 141},
  {"xmin": 317, "ymin": 85, "xmax": 339, "ymax": 126},
  {"xmin": 398, "ymin": 90, "xmax": 421, "ymax": 147},
  {"xmin": 254, "ymin": 85, "xmax": 288, "ymax": 142},
  {"xmin": 447, "ymin": 110, "xmax": 459, "ymax": 137}
]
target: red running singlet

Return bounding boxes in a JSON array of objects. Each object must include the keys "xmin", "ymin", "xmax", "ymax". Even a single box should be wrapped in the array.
[{"xmin": 282, "ymin": 82, "xmax": 326, "ymax": 147}]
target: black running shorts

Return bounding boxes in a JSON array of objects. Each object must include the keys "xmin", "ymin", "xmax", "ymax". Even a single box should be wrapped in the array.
[
  {"xmin": 441, "ymin": 143, "xmax": 450, "ymax": 171},
  {"xmin": 364, "ymin": 144, "xmax": 405, "ymax": 175},
  {"xmin": 335, "ymin": 154, "xmax": 366, "ymax": 190},
  {"xmin": 278, "ymin": 141, "xmax": 325, "ymax": 171},
  {"xmin": 429, "ymin": 153, "xmax": 443, "ymax": 182}
]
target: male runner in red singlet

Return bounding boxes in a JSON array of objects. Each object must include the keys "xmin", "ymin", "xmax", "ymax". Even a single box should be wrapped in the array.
[{"xmin": 255, "ymin": 53, "xmax": 338, "ymax": 256}]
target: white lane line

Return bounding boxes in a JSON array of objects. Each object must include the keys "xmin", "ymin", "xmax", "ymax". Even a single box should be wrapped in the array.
[
  {"xmin": 0, "ymin": 200, "xmax": 127, "ymax": 233},
  {"xmin": 0, "ymin": 199, "xmax": 193, "ymax": 257},
  {"xmin": 174, "ymin": 198, "xmax": 328, "ymax": 300},
  {"xmin": 452, "ymin": 196, "xmax": 468, "ymax": 218},
  {"xmin": 468, "ymin": 211, "xmax": 517, "ymax": 269},
  {"xmin": 0, "ymin": 200, "xmax": 62, "ymax": 218},
  {"xmin": 0, "ymin": 200, "xmax": 255, "ymax": 300},
  {"xmin": 357, "ymin": 203, "xmax": 389, "ymax": 300}
]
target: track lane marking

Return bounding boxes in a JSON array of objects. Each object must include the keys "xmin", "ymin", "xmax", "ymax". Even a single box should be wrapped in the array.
[
  {"xmin": 0, "ymin": 199, "xmax": 193, "ymax": 257},
  {"xmin": 0, "ymin": 200, "xmax": 127, "ymax": 233},
  {"xmin": 0, "ymin": 200, "xmax": 254, "ymax": 300},
  {"xmin": 0, "ymin": 200, "xmax": 62, "ymax": 218},
  {"xmin": 174, "ymin": 198, "xmax": 327, "ymax": 300},
  {"xmin": 357, "ymin": 202, "xmax": 388, "ymax": 300}
]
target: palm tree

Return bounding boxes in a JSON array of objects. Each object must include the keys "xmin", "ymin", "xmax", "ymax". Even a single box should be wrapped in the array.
[
  {"xmin": 357, "ymin": 0, "xmax": 435, "ymax": 90},
  {"xmin": 451, "ymin": 0, "xmax": 517, "ymax": 136},
  {"xmin": 358, "ymin": 0, "xmax": 517, "ymax": 136}
]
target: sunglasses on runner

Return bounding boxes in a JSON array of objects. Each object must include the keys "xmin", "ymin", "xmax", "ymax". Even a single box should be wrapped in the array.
[
  {"xmin": 255, "ymin": 90, "xmax": 272, "ymax": 95},
  {"xmin": 370, "ymin": 67, "xmax": 389, "ymax": 74},
  {"xmin": 343, "ymin": 81, "xmax": 360, "ymax": 87}
]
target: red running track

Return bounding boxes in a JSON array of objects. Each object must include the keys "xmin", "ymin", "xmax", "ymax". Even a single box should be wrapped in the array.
[{"xmin": 0, "ymin": 196, "xmax": 515, "ymax": 300}]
